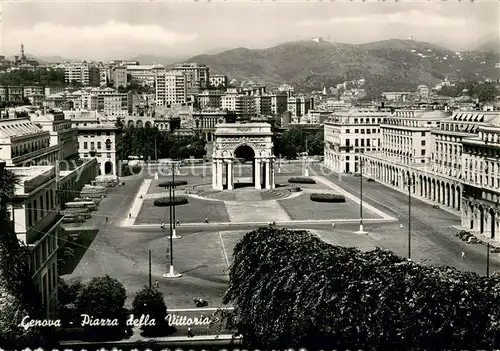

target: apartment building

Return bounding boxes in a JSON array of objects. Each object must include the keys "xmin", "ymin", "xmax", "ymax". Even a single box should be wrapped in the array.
[
  {"xmin": 155, "ymin": 72, "xmax": 188, "ymax": 106},
  {"xmin": 221, "ymin": 93, "xmax": 256, "ymax": 118},
  {"xmin": 170, "ymin": 63, "xmax": 209, "ymax": 91},
  {"xmin": 64, "ymin": 62, "xmax": 100, "ymax": 86},
  {"xmin": 324, "ymin": 110, "xmax": 387, "ymax": 173},
  {"xmin": 29, "ymin": 109, "xmax": 78, "ymax": 160},
  {"xmin": 209, "ymin": 74, "xmax": 228, "ymax": 88},
  {"xmin": 192, "ymin": 109, "xmax": 237, "ymax": 142},
  {"xmin": 0, "ymin": 118, "xmax": 59, "ymax": 167},
  {"xmin": 66, "ymin": 110, "xmax": 120, "ymax": 175},
  {"xmin": 23, "ymin": 85, "xmax": 45, "ymax": 106},
  {"xmin": 198, "ymin": 90, "xmax": 224, "ymax": 109},
  {"xmin": 287, "ymin": 96, "xmax": 314, "ymax": 118},
  {"xmin": 112, "ymin": 66, "xmax": 128, "ymax": 89},
  {"xmin": 126, "ymin": 64, "xmax": 165, "ymax": 87},
  {"xmin": 0, "ymin": 85, "xmax": 24, "ymax": 104}
]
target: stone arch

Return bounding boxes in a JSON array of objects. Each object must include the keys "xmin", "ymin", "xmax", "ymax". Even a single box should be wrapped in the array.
[
  {"xmin": 104, "ymin": 161, "xmax": 113, "ymax": 175},
  {"xmin": 446, "ymin": 183, "xmax": 451, "ymax": 207},
  {"xmin": 136, "ymin": 120, "xmax": 143, "ymax": 128},
  {"xmin": 207, "ymin": 132, "xmax": 212, "ymax": 142},
  {"xmin": 479, "ymin": 205, "xmax": 485, "ymax": 234},
  {"xmin": 127, "ymin": 120, "xmax": 135, "ymax": 128},
  {"xmin": 451, "ymin": 184, "xmax": 455, "ymax": 208},
  {"xmin": 469, "ymin": 203, "xmax": 475, "ymax": 230},
  {"xmin": 145, "ymin": 121, "xmax": 152, "ymax": 128},
  {"xmin": 456, "ymin": 186, "xmax": 461, "ymax": 211}
]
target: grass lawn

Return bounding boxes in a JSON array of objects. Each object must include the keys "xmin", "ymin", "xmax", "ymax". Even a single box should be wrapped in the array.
[
  {"xmin": 136, "ymin": 196, "xmax": 230, "ymax": 224},
  {"xmin": 278, "ymin": 192, "xmax": 382, "ymax": 220}
]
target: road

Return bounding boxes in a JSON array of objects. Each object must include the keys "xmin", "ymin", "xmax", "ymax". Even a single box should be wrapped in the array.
[{"xmin": 311, "ymin": 164, "xmax": 500, "ymax": 273}]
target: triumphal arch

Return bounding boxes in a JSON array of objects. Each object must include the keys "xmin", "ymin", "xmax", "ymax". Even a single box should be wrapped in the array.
[{"xmin": 212, "ymin": 123, "xmax": 275, "ymax": 190}]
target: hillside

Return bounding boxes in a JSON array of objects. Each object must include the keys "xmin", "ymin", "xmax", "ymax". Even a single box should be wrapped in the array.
[{"xmin": 183, "ymin": 39, "xmax": 500, "ymax": 95}]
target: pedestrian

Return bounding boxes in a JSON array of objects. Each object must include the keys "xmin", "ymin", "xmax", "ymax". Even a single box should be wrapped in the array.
[
  {"xmin": 105, "ymin": 217, "xmax": 108, "ymax": 223},
  {"xmin": 400, "ymin": 223, "xmax": 404, "ymax": 229},
  {"xmin": 154, "ymin": 280, "xmax": 159, "ymax": 288},
  {"xmin": 461, "ymin": 251, "xmax": 466, "ymax": 259},
  {"xmin": 161, "ymin": 222, "xmax": 165, "ymax": 230},
  {"xmin": 129, "ymin": 213, "xmax": 131, "ymax": 218},
  {"xmin": 176, "ymin": 219, "xmax": 180, "ymax": 226},
  {"xmin": 187, "ymin": 325, "xmax": 194, "ymax": 338},
  {"xmin": 332, "ymin": 222, "xmax": 335, "ymax": 228},
  {"xmin": 205, "ymin": 217, "xmax": 209, "ymax": 223}
]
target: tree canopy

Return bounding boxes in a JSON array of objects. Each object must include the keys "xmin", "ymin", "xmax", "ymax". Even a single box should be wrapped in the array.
[
  {"xmin": 0, "ymin": 68, "xmax": 66, "ymax": 86},
  {"xmin": 440, "ymin": 81, "xmax": 499, "ymax": 102},
  {"xmin": 222, "ymin": 227, "xmax": 500, "ymax": 350},
  {"xmin": 117, "ymin": 126, "xmax": 207, "ymax": 161},
  {"xmin": 274, "ymin": 127, "xmax": 324, "ymax": 159}
]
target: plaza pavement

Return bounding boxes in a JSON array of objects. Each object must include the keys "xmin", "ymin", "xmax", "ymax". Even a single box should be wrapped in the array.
[{"xmin": 64, "ymin": 162, "xmax": 500, "ymax": 321}]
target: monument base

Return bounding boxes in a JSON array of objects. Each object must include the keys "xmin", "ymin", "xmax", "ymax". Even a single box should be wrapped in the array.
[{"xmin": 162, "ymin": 265, "xmax": 182, "ymax": 278}]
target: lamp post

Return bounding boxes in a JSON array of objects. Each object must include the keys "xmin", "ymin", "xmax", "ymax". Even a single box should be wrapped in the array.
[
  {"xmin": 304, "ymin": 136, "xmax": 309, "ymax": 177},
  {"xmin": 355, "ymin": 155, "xmax": 368, "ymax": 234},
  {"xmin": 162, "ymin": 180, "xmax": 182, "ymax": 278},
  {"xmin": 171, "ymin": 162, "xmax": 180, "ymax": 239},
  {"xmin": 403, "ymin": 173, "xmax": 412, "ymax": 260}
]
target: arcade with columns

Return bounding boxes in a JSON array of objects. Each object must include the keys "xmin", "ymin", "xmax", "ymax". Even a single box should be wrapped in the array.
[{"xmin": 212, "ymin": 123, "xmax": 275, "ymax": 190}]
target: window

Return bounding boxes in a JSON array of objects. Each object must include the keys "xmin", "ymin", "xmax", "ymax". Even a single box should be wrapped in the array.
[
  {"xmin": 45, "ymin": 193, "xmax": 49, "ymax": 211},
  {"xmin": 355, "ymin": 129, "xmax": 359, "ymax": 133},
  {"xmin": 421, "ymin": 132, "xmax": 425, "ymax": 136},
  {"xmin": 345, "ymin": 139, "xmax": 350, "ymax": 147},
  {"xmin": 367, "ymin": 129, "xmax": 371, "ymax": 134},
  {"xmin": 90, "ymin": 142, "xmax": 95, "ymax": 150},
  {"xmin": 367, "ymin": 139, "xmax": 371, "ymax": 147},
  {"xmin": 97, "ymin": 141, "xmax": 101, "ymax": 149},
  {"xmin": 361, "ymin": 129, "xmax": 365, "ymax": 134},
  {"xmin": 361, "ymin": 139, "xmax": 365, "ymax": 147},
  {"xmin": 33, "ymin": 200, "xmax": 38, "ymax": 222},
  {"xmin": 345, "ymin": 129, "xmax": 350, "ymax": 134},
  {"xmin": 421, "ymin": 140, "xmax": 426, "ymax": 146},
  {"xmin": 28, "ymin": 206, "xmax": 32, "ymax": 227},
  {"xmin": 84, "ymin": 142, "xmax": 88, "ymax": 149},
  {"xmin": 355, "ymin": 139, "xmax": 359, "ymax": 147},
  {"xmin": 421, "ymin": 149, "xmax": 426, "ymax": 156}
]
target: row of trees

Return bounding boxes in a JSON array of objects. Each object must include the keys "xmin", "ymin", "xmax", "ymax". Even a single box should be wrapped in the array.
[
  {"xmin": 274, "ymin": 127, "xmax": 324, "ymax": 159},
  {"xmin": 116, "ymin": 126, "xmax": 207, "ymax": 161},
  {"xmin": 59, "ymin": 275, "xmax": 174, "ymax": 340},
  {"xmin": 0, "ymin": 68, "xmax": 66, "ymax": 86},
  {"xmin": 222, "ymin": 227, "xmax": 500, "ymax": 349}
]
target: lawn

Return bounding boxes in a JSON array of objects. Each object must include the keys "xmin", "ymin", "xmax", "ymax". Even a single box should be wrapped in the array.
[
  {"xmin": 135, "ymin": 196, "xmax": 230, "ymax": 224},
  {"xmin": 278, "ymin": 192, "xmax": 382, "ymax": 220}
]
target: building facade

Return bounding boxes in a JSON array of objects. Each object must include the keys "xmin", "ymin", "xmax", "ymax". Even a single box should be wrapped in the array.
[
  {"xmin": 170, "ymin": 63, "xmax": 209, "ymax": 91},
  {"xmin": 209, "ymin": 74, "xmax": 228, "ymax": 88},
  {"xmin": 64, "ymin": 62, "xmax": 100, "ymax": 86},
  {"xmin": 155, "ymin": 72, "xmax": 188, "ymax": 106},
  {"xmin": 324, "ymin": 110, "xmax": 387, "ymax": 173}
]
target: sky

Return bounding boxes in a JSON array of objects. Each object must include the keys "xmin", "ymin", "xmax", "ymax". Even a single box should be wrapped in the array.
[{"xmin": 1, "ymin": 1, "xmax": 499, "ymax": 61}]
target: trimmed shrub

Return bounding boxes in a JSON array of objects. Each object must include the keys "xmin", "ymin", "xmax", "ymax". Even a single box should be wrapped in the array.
[
  {"xmin": 158, "ymin": 180, "xmax": 188, "ymax": 187},
  {"xmin": 288, "ymin": 177, "xmax": 316, "ymax": 184},
  {"xmin": 289, "ymin": 186, "xmax": 302, "ymax": 193},
  {"xmin": 153, "ymin": 196, "xmax": 189, "ymax": 206},
  {"xmin": 310, "ymin": 193, "xmax": 346, "ymax": 203}
]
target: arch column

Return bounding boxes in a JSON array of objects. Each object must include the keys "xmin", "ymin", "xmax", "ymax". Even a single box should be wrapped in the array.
[
  {"xmin": 216, "ymin": 160, "xmax": 224, "ymax": 190},
  {"xmin": 270, "ymin": 159, "xmax": 276, "ymax": 189},
  {"xmin": 212, "ymin": 161, "xmax": 217, "ymax": 188},
  {"xmin": 226, "ymin": 160, "xmax": 234, "ymax": 190},
  {"xmin": 254, "ymin": 159, "xmax": 262, "ymax": 190},
  {"xmin": 264, "ymin": 159, "xmax": 271, "ymax": 189}
]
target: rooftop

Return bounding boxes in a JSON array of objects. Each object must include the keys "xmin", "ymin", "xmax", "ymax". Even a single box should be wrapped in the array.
[{"xmin": 0, "ymin": 118, "xmax": 45, "ymax": 138}]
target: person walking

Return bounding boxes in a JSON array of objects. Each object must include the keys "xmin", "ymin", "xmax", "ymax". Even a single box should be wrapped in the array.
[
  {"xmin": 154, "ymin": 280, "xmax": 159, "ymax": 288},
  {"xmin": 461, "ymin": 251, "xmax": 466, "ymax": 259},
  {"xmin": 187, "ymin": 325, "xmax": 194, "ymax": 338},
  {"xmin": 105, "ymin": 217, "xmax": 109, "ymax": 223}
]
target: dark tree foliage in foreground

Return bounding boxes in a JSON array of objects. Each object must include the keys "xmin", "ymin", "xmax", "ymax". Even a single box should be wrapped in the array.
[
  {"xmin": 221, "ymin": 227, "xmax": 500, "ymax": 350},
  {"xmin": 0, "ymin": 166, "xmax": 58, "ymax": 349},
  {"xmin": 132, "ymin": 286, "xmax": 175, "ymax": 337}
]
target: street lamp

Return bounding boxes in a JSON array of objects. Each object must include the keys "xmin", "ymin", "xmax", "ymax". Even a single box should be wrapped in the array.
[
  {"xmin": 304, "ymin": 136, "xmax": 309, "ymax": 177},
  {"xmin": 354, "ymin": 154, "xmax": 368, "ymax": 234},
  {"xmin": 162, "ymin": 179, "xmax": 182, "ymax": 279},
  {"xmin": 403, "ymin": 173, "xmax": 413, "ymax": 259},
  {"xmin": 171, "ymin": 162, "xmax": 180, "ymax": 239}
]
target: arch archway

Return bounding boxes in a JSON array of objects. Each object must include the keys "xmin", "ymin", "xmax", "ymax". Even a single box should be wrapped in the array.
[
  {"xmin": 136, "ymin": 120, "xmax": 143, "ymax": 128},
  {"xmin": 234, "ymin": 144, "xmax": 257, "ymax": 188},
  {"xmin": 479, "ymin": 205, "xmax": 485, "ymax": 234},
  {"xmin": 145, "ymin": 121, "xmax": 152, "ymax": 128},
  {"xmin": 104, "ymin": 161, "xmax": 113, "ymax": 175},
  {"xmin": 127, "ymin": 120, "xmax": 134, "ymax": 128}
]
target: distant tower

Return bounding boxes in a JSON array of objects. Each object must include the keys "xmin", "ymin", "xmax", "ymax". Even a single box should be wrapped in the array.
[{"xmin": 20, "ymin": 43, "xmax": 25, "ymax": 59}]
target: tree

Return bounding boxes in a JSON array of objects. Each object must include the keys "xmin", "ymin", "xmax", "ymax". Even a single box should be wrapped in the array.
[
  {"xmin": 0, "ymin": 165, "xmax": 57, "ymax": 348},
  {"xmin": 0, "ymin": 68, "xmax": 66, "ymax": 86},
  {"xmin": 132, "ymin": 286, "xmax": 174, "ymax": 336},
  {"xmin": 222, "ymin": 227, "xmax": 500, "ymax": 349},
  {"xmin": 74, "ymin": 275, "xmax": 129, "ymax": 340}
]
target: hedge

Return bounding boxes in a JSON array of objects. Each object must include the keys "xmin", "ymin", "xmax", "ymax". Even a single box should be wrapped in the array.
[
  {"xmin": 288, "ymin": 177, "xmax": 316, "ymax": 184},
  {"xmin": 153, "ymin": 196, "xmax": 189, "ymax": 206},
  {"xmin": 158, "ymin": 180, "xmax": 188, "ymax": 187},
  {"xmin": 310, "ymin": 193, "xmax": 346, "ymax": 203},
  {"xmin": 289, "ymin": 186, "xmax": 302, "ymax": 193}
]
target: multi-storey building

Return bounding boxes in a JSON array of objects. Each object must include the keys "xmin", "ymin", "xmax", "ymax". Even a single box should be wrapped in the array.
[
  {"xmin": 126, "ymin": 64, "xmax": 165, "ymax": 87},
  {"xmin": 76, "ymin": 88, "xmax": 131, "ymax": 117},
  {"xmin": 192, "ymin": 109, "xmax": 237, "ymax": 142},
  {"xmin": 198, "ymin": 90, "xmax": 224, "ymax": 109},
  {"xmin": 221, "ymin": 93, "xmax": 256, "ymax": 118},
  {"xmin": 209, "ymin": 74, "xmax": 228, "ymax": 88},
  {"xmin": 254, "ymin": 95, "xmax": 272, "ymax": 116},
  {"xmin": 44, "ymin": 86, "xmax": 65, "ymax": 97},
  {"xmin": 0, "ymin": 118, "xmax": 59, "ymax": 167},
  {"xmin": 6, "ymin": 158, "xmax": 98, "ymax": 318},
  {"xmin": 308, "ymin": 109, "xmax": 332, "ymax": 124},
  {"xmin": 170, "ymin": 63, "xmax": 209, "ymax": 91},
  {"xmin": 270, "ymin": 93, "xmax": 288, "ymax": 116},
  {"xmin": 66, "ymin": 110, "xmax": 120, "ymax": 175},
  {"xmin": 0, "ymin": 86, "xmax": 24, "ymax": 104},
  {"xmin": 112, "ymin": 66, "xmax": 128, "ymax": 89},
  {"xmin": 155, "ymin": 72, "xmax": 188, "ymax": 106},
  {"xmin": 287, "ymin": 96, "xmax": 314, "ymax": 118},
  {"xmin": 23, "ymin": 85, "xmax": 45, "ymax": 107},
  {"xmin": 64, "ymin": 62, "xmax": 100, "ymax": 86},
  {"xmin": 29, "ymin": 109, "xmax": 78, "ymax": 160},
  {"xmin": 324, "ymin": 110, "xmax": 387, "ymax": 173},
  {"xmin": 461, "ymin": 113, "xmax": 500, "ymax": 240}
]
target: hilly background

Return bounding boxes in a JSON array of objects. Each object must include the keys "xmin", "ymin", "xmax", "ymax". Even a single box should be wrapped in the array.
[{"xmin": 179, "ymin": 39, "xmax": 500, "ymax": 96}]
